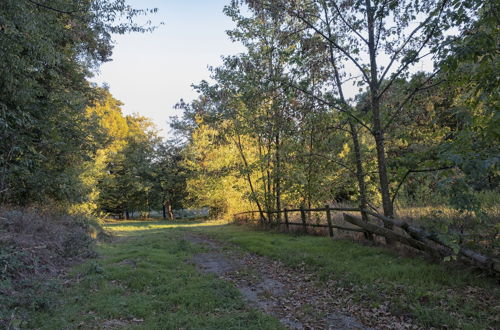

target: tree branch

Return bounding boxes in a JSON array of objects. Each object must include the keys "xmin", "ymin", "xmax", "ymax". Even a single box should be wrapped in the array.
[
  {"xmin": 253, "ymin": 0, "xmax": 372, "ymax": 84},
  {"xmin": 330, "ymin": 0, "xmax": 369, "ymax": 45},
  {"xmin": 378, "ymin": 0, "xmax": 449, "ymax": 97},
  {"xmin": 282, "ymin": 80, "xmax": 372, "ymax": 133},
  {"xmin": 391, "ymin": 166, "xmax": 454, "ymax": 204},
  {"xmin": 25, "ymin": 0, "xmax": 80, "ymax": 15},
  {"xmin": 383, "ymin": 69, "xmax": 442, "ymax": 131}
]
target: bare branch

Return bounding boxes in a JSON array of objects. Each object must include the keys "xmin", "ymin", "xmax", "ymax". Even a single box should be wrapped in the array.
[
  {"xmin": 383, "ymin": 69, "xmax": 442, "ymax": 131},
  {"xmin": 391, "ymin": 166, "xmax": 453, "ymax": 204},
  {"xmin": 330, "ymin": 0, "xmax": 369, "ymax": 45},
  {"xmin": 378, "ymin": 0, "xmax": 448, "ymax": 84},
  {"xmin": 25, "ymin": 0, "xmax": 80, "ymax": 15},
  {"xmin": 378, "ymin": 0, "xmax": 449, "ymax": 96}
]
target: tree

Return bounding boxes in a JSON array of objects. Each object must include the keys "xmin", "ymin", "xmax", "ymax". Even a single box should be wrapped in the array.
[
  {"xmin": 237, "ymin": 0, "xmax": 485, "ymax": 220},
  {"xmin": 153, "ymin": 141, "xmax": 187, "ymax": 220},
  {"xmin": 0, "ymin": 0, "xmax": 157, "ymax": 206},
  {"xmin": 96, "ymin": 114, "xmax": 159, "ymax": 218}
]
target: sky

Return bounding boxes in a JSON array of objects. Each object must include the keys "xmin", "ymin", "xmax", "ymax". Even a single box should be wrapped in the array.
[
  {"xmin": 91, "ymin": 1, "xmax": 437, "ymax": 138},
  {"xmin": 91, "ymin": 0, "xmax": 245, "ymax": 137}
]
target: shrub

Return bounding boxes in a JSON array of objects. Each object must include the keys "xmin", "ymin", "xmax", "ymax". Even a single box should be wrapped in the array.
[{"xmin": 0, "ymin": 207, "xmax": 102, "ymax": 327}]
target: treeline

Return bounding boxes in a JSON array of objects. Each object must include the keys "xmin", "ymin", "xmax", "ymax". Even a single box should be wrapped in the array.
[
  {"xmin": 1, "ymin": 0, "xmax": 498, "ymax": 230},
  {"xmin": 83, "ymin": 91, "xmax": 186, "ymax": 219},
  {"xmin": 172, "ymin": 0, "xmax": 499, "ymax": 236},
  {"xmin": 0, "ymin": 0, "xmax": 186, "ymax": 218}
]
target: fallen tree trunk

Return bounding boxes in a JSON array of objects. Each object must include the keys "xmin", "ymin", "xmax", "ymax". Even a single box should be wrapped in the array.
[
  {"xmin": 356, "ymin": 211, "xmax": 500, "ymax": 274},
  {"xmin": 342, "ymin": 214, "xmax": 440, "ymax": 257}
]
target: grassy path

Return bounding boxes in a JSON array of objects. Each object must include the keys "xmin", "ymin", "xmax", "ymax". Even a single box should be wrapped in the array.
[
  {"xmin": 184, "ymin": 232, "xmax": 369, "ymax": 329},
  {"xmin": 31, "ymin": 221, "xmax": 281, "ymax": 329},
  {"xmin": 32, "ymin": 220, "xmax": 498, "ymax": 329},
  {"xmin": 195, "ymin": 225, "xmax": 499, "ymax": 329}
]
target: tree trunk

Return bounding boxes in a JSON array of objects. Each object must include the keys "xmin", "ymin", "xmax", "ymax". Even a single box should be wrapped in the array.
[
  {"xmin": 322, "ymin": 2, "xmax": 373, "ymax": 241},
  {"xmin": 167, "ymin": 203, "xmax": 174, "ymax": 220},
  {"xmin": 275, "ymin": 132, "xmax": 282, "ymax": 222},
  {"xmin": 267, "ymin": 167, "xmax": 273, "ymax": 223},
  {"xmin": 125, "ymin": 210, "xmax": 130, "ymax": 220},
  {"xmin": 362, "ymin": 210, "xmax": 500, "ymax": 274},
  {"xmin": 307, "ymin": 115, "xmax": 313, "ymax": 222},
  {"xmin": 343, "ymin": 214, "xmax": 438, "ymax": 255},
  {"xmin": 234, "ymin": 135, "xmax": 268, "ymax": 223},
  {"xmin": 373, "ymin": 128, "xmax": 394, "ymax": 220},
  {"xmin": 349, "ymin": 121, "xmax": 374, "ymax": 241},
  {"xmin": 162, "ymin": 204, "xmax": 167, "ymax": 220},
  {"xmin": 365, "ymin": 0, "xmax": 394, "ymax": 245}
]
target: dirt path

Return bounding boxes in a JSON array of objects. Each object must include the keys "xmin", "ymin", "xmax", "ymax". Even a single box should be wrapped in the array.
[{"xmin": 185, "ymin": 233, "xmax": 373, "ymax": 329}]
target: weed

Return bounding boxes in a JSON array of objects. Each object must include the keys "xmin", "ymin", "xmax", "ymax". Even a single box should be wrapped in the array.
[{"xmin": 0, "ymin": 207, "xmax": 102, "ymax": 327}]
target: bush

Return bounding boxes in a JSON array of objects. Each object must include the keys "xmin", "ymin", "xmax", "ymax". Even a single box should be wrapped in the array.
[{"xmin": 0, "ymin": 207, "xmax": 102, "ymax": 327}]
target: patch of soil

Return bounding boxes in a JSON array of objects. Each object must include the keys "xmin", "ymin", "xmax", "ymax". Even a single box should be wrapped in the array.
[
  {"xmin": 185, "ymin": 233, "xmax": 395, "ymax": 329},
  {"xmin": 102, "ymin": 317, "xmax": 144, "ymax": 329},
  {"xmin": 191, "ymin": 253, "xmax": 239, "ymax": 275},
  {"xmin": 102, "ymin": 319, "xmax": 130, "ymax": 329}
]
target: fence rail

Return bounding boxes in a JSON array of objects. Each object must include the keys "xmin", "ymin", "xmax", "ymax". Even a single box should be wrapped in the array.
[
  {"xmin": 233, "ymin": 205, "xmax": 369, "ymax": 237},
  {"xmin": 233, "ymin": 205, "xmax": 500, "ymax": 275}
]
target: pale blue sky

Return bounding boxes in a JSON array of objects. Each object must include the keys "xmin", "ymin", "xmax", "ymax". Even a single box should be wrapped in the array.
[
  {"xmin": 91, "ymin": 1, "xmax": 435, "ymax": 138},
  {"xmin": 91, "ymin": 0, "xmax": 244, "ymax": 137}
]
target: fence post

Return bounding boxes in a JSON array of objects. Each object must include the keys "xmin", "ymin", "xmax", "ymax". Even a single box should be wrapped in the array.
[
  {"xmin": 284, "ymin": 208, "xmax": 289, "ymax": 231},
  {"xmin": 300, "ymin": 206, "xmax": 307, "ymax": 233},
  {"xmin": 325, "ymin": 205, "xmax": 334, "ymax": 238}
]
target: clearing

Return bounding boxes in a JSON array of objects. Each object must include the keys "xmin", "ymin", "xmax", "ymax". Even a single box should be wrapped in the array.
[{"xmin": 31, "ymin": 220, "xmax": 499, "ymax": 329}]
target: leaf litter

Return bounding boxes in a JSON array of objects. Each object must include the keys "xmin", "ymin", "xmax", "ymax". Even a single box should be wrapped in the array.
[{"xmin": 185, "ymin": 233, "xmax": 418, "ymax": 329}]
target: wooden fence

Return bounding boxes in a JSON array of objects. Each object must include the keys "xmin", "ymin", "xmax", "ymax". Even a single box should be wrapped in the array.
[
  {"xmin": 233, "ymin": 206, "xmax": 500, "ymax": 275},
  {"xmin": 234, "ymin": 205, "xmax": 368, "ymax": 237}
]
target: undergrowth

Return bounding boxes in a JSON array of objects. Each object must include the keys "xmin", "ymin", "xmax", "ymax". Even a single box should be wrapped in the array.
[{"xmin": 0, "ymin": 207, "xmax": 104, "ymax": 328}]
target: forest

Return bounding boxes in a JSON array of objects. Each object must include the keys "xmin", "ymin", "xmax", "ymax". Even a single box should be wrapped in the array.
[
  {"xmin": 0, "ymin": 0, "xmax": 185, "ymax": 220},
  {"xmin": 0, "ymin": 0, "xmax": 499, "ymax": 328}
]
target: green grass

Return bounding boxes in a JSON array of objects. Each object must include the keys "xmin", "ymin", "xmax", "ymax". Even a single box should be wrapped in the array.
[
  {"xmin": 194, "ymin": 224, "xmax": 499, "ymax": 329},
  {"xmin": 30, "ymin": 220, "xmax": 498, "ymax": 329},
  {"xmin": 30, "ymin": 220, "xmax": 282, "ymax": 329}
]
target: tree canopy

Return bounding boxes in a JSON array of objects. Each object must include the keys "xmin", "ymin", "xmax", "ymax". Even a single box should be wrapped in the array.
[{"xmin": 171, "ymin": 0, "xmax": 498, "ymax": 253}]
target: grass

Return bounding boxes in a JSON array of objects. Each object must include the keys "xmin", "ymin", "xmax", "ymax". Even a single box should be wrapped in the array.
[
  {"xmin": 30, "ymin": 220, "xmax": 281, "ymax": 329},
  {"xmin": 396, "ymin": 202, "xmax": 499, "ymax": 257},
  {"xmin": 30, "ymin": 219, "xmax": 498, "ymax": 329},
  {"xmin": 194, "ymin": 224, "xmax": 499, "ymax": 329}
]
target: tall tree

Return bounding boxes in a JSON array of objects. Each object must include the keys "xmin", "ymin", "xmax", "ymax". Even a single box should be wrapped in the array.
[{"xmin": 0, "ymin": 0, "xmax": 157, "ymax": 205}]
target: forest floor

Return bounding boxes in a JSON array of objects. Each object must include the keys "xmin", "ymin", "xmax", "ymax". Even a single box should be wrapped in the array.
[{"xmin": 30, "ymin": 220, "xmax": 499, "ymax": 329}]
